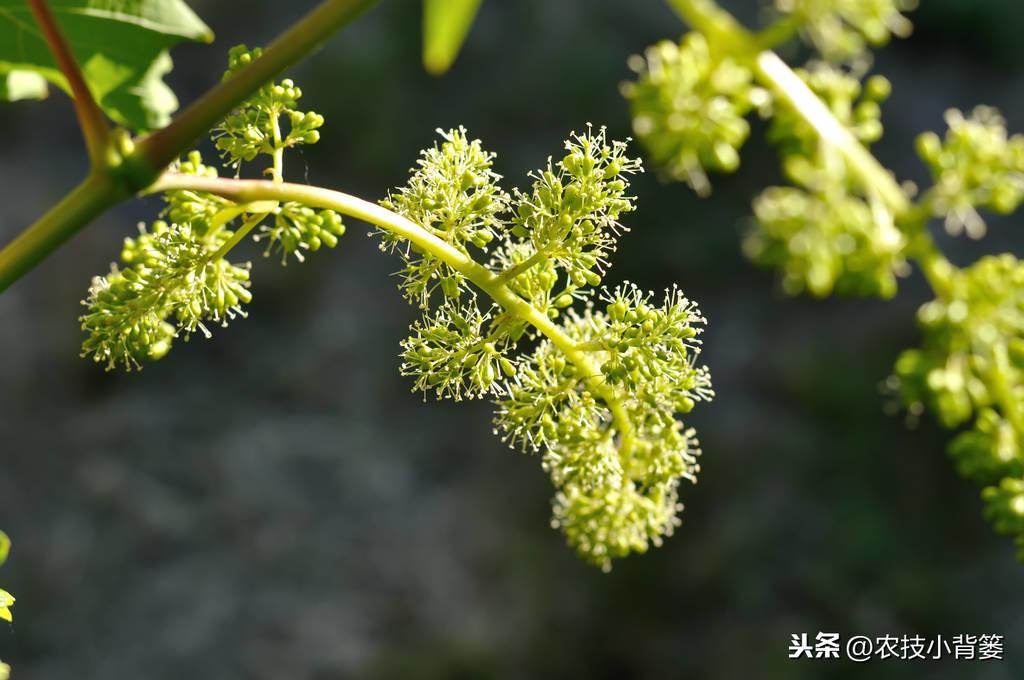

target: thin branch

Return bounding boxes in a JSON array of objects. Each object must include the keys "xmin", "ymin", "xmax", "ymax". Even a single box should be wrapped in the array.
[
  {"xmin": 27, "ymin": 0, "xmax": 110, "ymax": 164},
  {"xmin": 752, "ymin": 14, "xmax": 802, "ymax": 51},
  {"xmin": 666, "ymin": 0, "xmax": 752, "ymax": 49},
  {"xmin": 494, "ymin": 247, "xmax": 549, "ymax": 286},
  {"xmin": 211, "ymin": 210, "xmax": 272, "ymax": 261}
]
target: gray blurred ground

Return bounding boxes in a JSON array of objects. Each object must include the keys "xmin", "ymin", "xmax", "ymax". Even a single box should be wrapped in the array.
[{"xmin": 1, "ymin": 1, "xmax": 1024, "ymax": 678}]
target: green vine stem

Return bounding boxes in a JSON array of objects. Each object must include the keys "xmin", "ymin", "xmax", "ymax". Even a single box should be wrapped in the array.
[
  {"xmin": 147, "ymin": 171, "xmax": 639, "ymax": 457},
  {"xmin": 0, "ymin": 0, "xmax": 379, "ymax": 294},
  {"xmin": 0, "ymin": 171, "xmax": 128, "ymax": 291}
]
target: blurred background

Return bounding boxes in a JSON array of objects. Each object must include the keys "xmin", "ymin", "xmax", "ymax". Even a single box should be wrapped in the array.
[{"xmin": 1, "ymin": 0, "xmax": 1023, "ymax": 678}]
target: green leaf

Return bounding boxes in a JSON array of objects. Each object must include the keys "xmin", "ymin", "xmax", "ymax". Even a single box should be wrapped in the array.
[
  {"xmin": 0, "ymin": 531, "xmax": 9, "ymax": 566},
  {"xmin": 0, "ymin": 0, "xmax": 214, "ymax": 130},
  {"xmin": 423, "ymin": 0, "xmax": 482, "ymax": 75},
  {"xmin": 0, "ymin": 69, "xmax": 48, "ymax": 101}
]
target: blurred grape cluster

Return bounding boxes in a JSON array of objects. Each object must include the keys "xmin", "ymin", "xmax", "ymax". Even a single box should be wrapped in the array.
[
  {"xmin": 917, "ymin": 107, "xmax": 1024, "ymax": 238},
  {"xmin": 622, "ymin": 0, "xmax": 1024, "ymax": 561},
  {"xmin": 622, "ymin": 33, "xmax": 766, "ymax": 195},
  {"xmin": 747, "ymin": 64, "xmax": 905, "ymax": 298},
  {"xmin": 894, "ymin": 255, "xmax": 1024, "ymax": 557}
]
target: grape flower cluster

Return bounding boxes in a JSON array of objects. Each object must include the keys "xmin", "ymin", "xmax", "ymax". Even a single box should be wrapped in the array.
[
  {"xmin": 383, "ymin": 126, "xmax": 713, "ymax": 570},
  {"xmin": 621, "ymin": 33, "xmax": 767, "ymax": 195},
  {"xmin": 893, "ymin": 255, "xmax": 1024, "ymax": 557},
  {"xmin": 622, "ymin": 15, "xmax": 909, "ymax": 298},
  {"xmin": 214, "ymin": 45, "xmax": 326, "ymax": 171},
  {"xmin": 78, "ymin": 45, "xmax": 715, "ymax": 569},
  {"xmin": 81, "ymin": 46, "xmax": 344, "ymax": 370},
  {"xmin": 623, "ymin": 0, "xmax": 1024, "ymax": 562},
  {"xmin": 890, "ymin": 109, "xmax": 1024, "ymax": 555},
  {"xmin": 916, "ymin": 107, "xmax": 1024, "ymax": 239},
  {"xmin": 746, "ymin": 63, "xmax": 907, "ymax": 299}
]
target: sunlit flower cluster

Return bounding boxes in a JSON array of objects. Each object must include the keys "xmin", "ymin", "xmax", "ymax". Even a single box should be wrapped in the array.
[
  {"xmin": 82, "ymin": 48, "xmax": 344, "ymax": 370},
  {"xmin": 215, "ymin": 45, "xmax": 325, "ymax": 169},
  {"xmin": 386, "ymin": 128, "xmax": 713, "ymax": 569}
]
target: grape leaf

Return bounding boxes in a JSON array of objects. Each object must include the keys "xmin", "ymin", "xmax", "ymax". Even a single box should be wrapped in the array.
[
  {"xmin": 423, "ymin": 0, "xmax": 482, "ymax": 75},
  {"xmin": 0, "ymin": 0, "xmax": 213, "ymax": 130}
]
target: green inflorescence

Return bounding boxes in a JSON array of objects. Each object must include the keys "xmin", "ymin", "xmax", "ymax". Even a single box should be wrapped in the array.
[
  {"xmin": 625, "ymin": 0, "xmax": 1024, "ymax": 562},
  {"xmin": 384, "ymin": 126, "xmax": 713, "ymax": 570},
  {"xmin": 214, "ymin": 45, "xmax": 325, "ymax": 170},
  {"xmin": 747, "ymin": 176, "xmax": 906, "ymax": 298},
  {"xmin": 81, "ymin": 46, "xmax": 345, "ymax": 370},
  {"xmin": 622, "ymin": 32, "xmax": 766, "ymax": 195},
  {"xmin": 80, "ymin": 46, "xmax": 716, "ymax": 570},
  {"xmin": 81, "ymin": 218, "xmax": 253, "ymax": 369},
  {"xmin": 894, "ymin": 255, "xmax": 1024, "ymax": 557},
  {"xmin": 917, "ymin": 106, "xmax": 1024, "ymax": 239},
  {"xmin": 746, "ymin": 63, "xmax": 906, "ymax": 299},
  {"xmin": 380, "ymin": 127, "xmax": 511, "ymax": 309}
]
